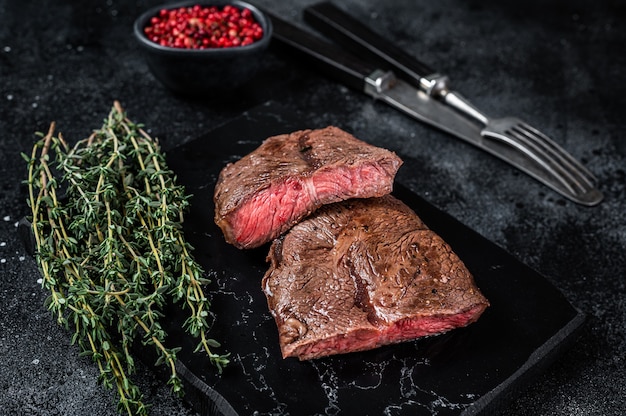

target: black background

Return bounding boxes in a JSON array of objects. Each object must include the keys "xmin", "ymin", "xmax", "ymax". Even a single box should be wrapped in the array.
[{"xmin": 1, "ymin": 1, "xmax": 624, "ymax": 415}]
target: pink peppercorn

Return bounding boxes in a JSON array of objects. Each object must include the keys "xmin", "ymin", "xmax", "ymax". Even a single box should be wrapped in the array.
[{"xmin": 143, "ymin": 4, "xmax": 264, "ymax": 49}]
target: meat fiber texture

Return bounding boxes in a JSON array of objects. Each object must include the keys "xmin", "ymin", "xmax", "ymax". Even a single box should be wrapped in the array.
[
  {"xmin": 262, "ymin": 195, "xmax": 490, "ymax": 360},
  {"xmin": 213, "ymin": 126, "xmax": 403, "ymax": 249}
]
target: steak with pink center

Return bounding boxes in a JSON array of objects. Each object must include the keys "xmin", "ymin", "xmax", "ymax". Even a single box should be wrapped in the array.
[
  {"xmin": 213, "ymin": 126, "xmax": 402, "ymax": 249},
  {"xmin": 262, "ymin": 195, "xmax": 489, "ymax": 360}
]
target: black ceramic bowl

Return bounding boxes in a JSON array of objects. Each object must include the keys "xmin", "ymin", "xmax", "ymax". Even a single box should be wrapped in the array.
[{"xmin": 133, "ymin": 0, "xmax": 272, "ymax": 95}]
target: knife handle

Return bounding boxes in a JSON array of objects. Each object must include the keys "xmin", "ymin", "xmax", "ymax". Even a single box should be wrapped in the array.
[
  {"xmin": 269, "ymin": 13, "xmax": 377, "ymax": 92},
  {"xmin": 304, "ymin": 2, "xmax": 435, "ymax": 88}
]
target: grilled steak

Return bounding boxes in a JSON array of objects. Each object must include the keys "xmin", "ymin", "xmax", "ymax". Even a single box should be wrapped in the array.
[
  {"xmin": 214, "ymin": 126, "xmax": 402, "ymax": 249},
  {"xmin": 262, "ymin": 195, "xmax": 489, "ymax": 360}
]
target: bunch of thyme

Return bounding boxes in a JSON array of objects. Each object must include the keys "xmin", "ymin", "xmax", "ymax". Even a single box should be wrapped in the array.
[{"xmin": 24, "ymin": 102, "xmax": 228, "ymax": 415}]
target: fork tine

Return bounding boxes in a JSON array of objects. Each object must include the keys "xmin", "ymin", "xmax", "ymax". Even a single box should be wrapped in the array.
[
  {"xmin": 502, "ymin": 128, "xmax": 582, "ymax": 195},
  {"xmin": 516, "ymin": 121, "xmax": 597, "ymax": 182},
  {"xmin": 506, "ymin": 124, "xmax": 595, "ymax": 195},
  {"xmin": 510, "ymin": 123, "xmax": 597, "ymax": 193}
]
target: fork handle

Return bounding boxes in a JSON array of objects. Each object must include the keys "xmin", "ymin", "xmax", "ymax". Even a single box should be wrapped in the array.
[{"xmin": 304, "ymin": 2, "xmax": 435, "ymax": 89}]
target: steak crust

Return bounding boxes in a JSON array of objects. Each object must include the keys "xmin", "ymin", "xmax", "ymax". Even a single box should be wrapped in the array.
[
  {"xmin": 213, "ymin": 126, "xmax": 402, "ymax": 249},
  {"xmin": 262, "ymin": 195, "xmax": 489, "ymax": 360}
]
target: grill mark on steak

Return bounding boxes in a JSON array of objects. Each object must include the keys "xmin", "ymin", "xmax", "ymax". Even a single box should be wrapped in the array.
[
  {"xmin": 347, "ymin": 254, "xmax": 380, "ymax": 326},
  {"xmin": 262, "ymin": 195, "xmax": 489, "ymax": 360},
  {"xmin": 214, "ymin": 126, "xmax": 402, "ymax": 249},
  {"xmin": 297, "ymin": 131, "xmax": 320, "ymax": 169}
]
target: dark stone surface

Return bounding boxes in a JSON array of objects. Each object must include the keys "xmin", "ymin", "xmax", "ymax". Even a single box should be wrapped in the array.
[{"xmin": 0, "ymin": 0, "xmax": 624, "ymax": 415}]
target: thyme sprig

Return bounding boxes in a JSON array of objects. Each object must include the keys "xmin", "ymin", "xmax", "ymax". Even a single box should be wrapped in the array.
[{"xmin": 24, "ymin": 102, "xmax": 228, "ymax": 415}]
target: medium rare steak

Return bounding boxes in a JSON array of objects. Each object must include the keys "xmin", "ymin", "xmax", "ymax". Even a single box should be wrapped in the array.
[
  {"xmin": 262, "ymin": 195, "xmax": 489, "ymax": 360},
  {"xmin": 213, "ymin": 126, "xmax": 402, "ymax": 249}
]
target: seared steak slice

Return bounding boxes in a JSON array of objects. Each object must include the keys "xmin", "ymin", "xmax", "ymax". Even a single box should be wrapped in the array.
[
  {"xmin": 214, "ymin": 126, "xmax": 402, "ymax": 249},
  {"xmin": 262, "ymin": 195, "xmax": 489, "ymax": 360}
]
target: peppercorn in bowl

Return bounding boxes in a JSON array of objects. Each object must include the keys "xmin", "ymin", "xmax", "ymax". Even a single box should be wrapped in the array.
[{"xmin": 133, "ymin": 0, "xmax": 272, "ymax": 95}]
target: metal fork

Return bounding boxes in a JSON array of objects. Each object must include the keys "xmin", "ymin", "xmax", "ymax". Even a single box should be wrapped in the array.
[
  {"xmin": 437, "ymin": 79, "xmax": 602, "ymax": 204},
  {"xmin": 304, "ymin": 1, "xmax": 603, "ymax": 206}
]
